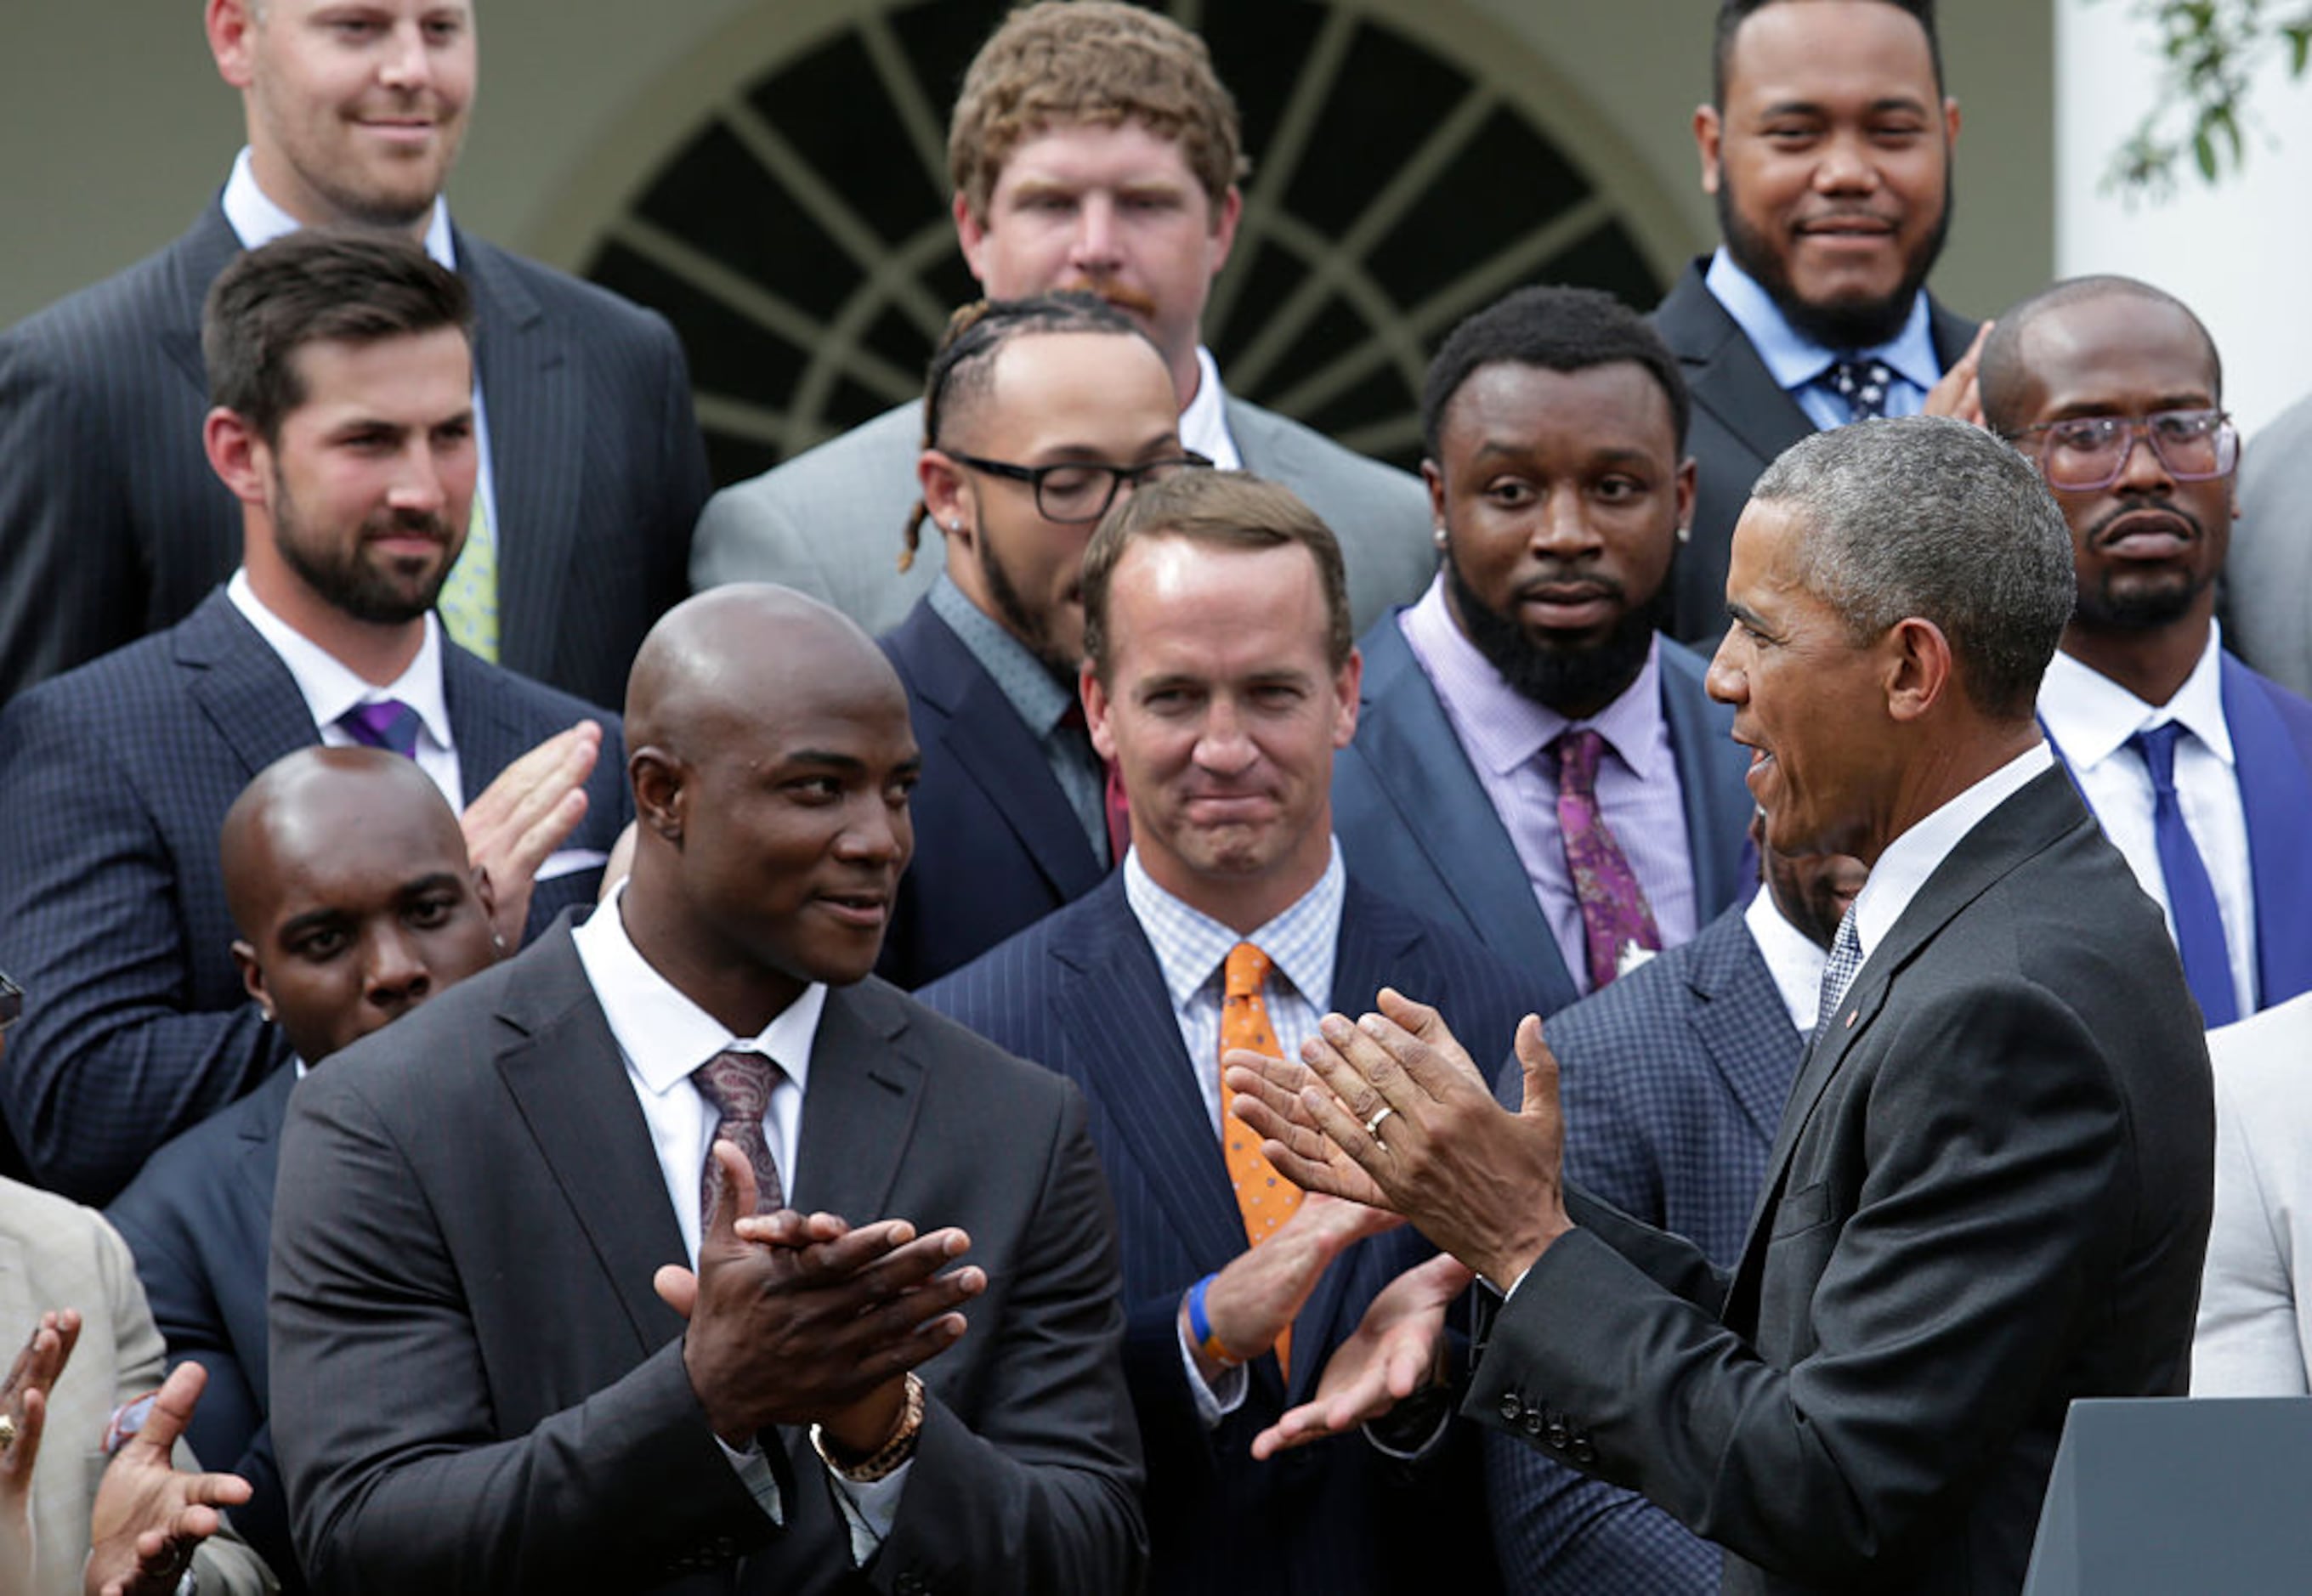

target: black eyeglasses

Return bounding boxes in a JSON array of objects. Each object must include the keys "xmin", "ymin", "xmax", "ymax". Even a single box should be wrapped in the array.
[
  {"xmin": 940, "ymin": 450, "xmax": 1214, "ymax": 524},
  {"xmin": 0, "ymin": 972, "xmax": 20, "ymax": 1035},
  {"xmin": 2003, "ymin": 408, "xmax": 2238, "ymax": 493}
]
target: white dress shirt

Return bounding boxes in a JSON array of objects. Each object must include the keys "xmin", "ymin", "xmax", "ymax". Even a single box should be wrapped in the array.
[
  {"xmin": 1744, "ymin": 886, "xmax": 1832, "ymax": 1037},
  {"xmin": 1849, "ymin": 744, "xmax": 2054, "ymax": 971},
  {"xmin": 1177, "ymin": 345, "xmax": 1244, "ymax": 470},
  {"xmin": 570, "ymin": 886, "xmax": 905, "ymax": 1559},
  {"xmin": 2037, "ymin": 630, "xmax": 2257, "ymax": 1019},
  {"xmin": 228, "ymin": 568, "xmax": 463, "ymax": 807}
]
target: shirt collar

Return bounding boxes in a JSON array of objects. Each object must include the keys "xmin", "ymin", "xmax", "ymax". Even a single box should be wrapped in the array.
[
  {"xmin": 573, "ymin": 883, "xmax": 825, "ymax": 1098},
  {"xmin": 227, "ymin": 569, "xmax": 455, "ymax": 756},
  {"xmin": 1704, "ymin": 246, "xmax": 1940, "ymax": 395},
  {"xmin": 2037, "ymin": 623, "xmax": 2233, "ymax": 771},
  {"xmin": 1851, "ymin": 743, "xmax": 2054, "ymax": 961},
  {"xmin": 222, "ymin": 145, "xmax": 457, "ymax": 270},
  {"xmin": 925, "ymin": 572, "xmax": 1077, "ymax": 738},
  {"xmin": 1177, "ymin": 345, "xmax": 1241, "ymax": 469},
  {"xmin": 1743, "ymin": 882, "xmax": 1831, "ymax": 1035},
  {"xmin": 1122, "ymin": 840, "xmax": 1346, "ymax": 1015},
  {"xmin": 1397, "ymin": 573, "xmax": 1670, "ymax": 779}
]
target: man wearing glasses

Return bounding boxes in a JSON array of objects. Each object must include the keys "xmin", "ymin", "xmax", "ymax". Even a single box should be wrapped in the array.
[
  {"xmin": 1981, "ymin": 274, "xmax": 2312, "ymax": 1024},
  {"xmin": 877, "ymin": 293, "xmax": 1210, "ymax": 988}
]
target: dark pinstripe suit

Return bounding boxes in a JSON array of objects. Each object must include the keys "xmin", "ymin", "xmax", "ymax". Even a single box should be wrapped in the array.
[
  {"xmin": 1488, "ymin": 903, "xmax": 1805, "ymax": 1594},
  {"xmin": 921, "ymin": 872, "xmax": 1534, "ymax": 1596},
  {"xmin": 0, "ymin": 201, "xmax": 710, "ymax": 710},
  {"xmin": 0, "ymin": 589, "xmax": 633, "ymax": 1203}
]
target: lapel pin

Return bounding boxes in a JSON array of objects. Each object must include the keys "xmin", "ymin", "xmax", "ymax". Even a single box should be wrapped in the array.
[{"xmin": 1845, "ymin": 1010, "xmax": 1857, "ymax": 1029}]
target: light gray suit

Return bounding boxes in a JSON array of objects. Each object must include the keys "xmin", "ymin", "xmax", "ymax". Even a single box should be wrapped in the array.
[
  {"xmin": 2222, "ymin": 392, "xmax": 2312, "ymax": 698},
  {"xmin": 689, "ymin": 395, "xmax": 1436, "ymax": 637},
  {"xmin": 2194, "ymin": 989, "xmax": 2312, "ymax": 1394},
  {"xmin": 1, "ymin": 1179, "xmax": 273, "ymax": 1594}
]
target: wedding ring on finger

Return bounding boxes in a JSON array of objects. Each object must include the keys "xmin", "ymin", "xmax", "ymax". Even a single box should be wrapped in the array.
[{"xmin": 1364, "ymin": 1105, "xmax": 1395, "ymax": 1144}]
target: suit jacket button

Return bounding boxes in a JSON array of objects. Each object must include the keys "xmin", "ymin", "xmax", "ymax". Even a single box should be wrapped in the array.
[
  {"xmin": 1522, "ymin": 1409, "xmax": 1544, "ymax": 1435},
  {"xmin": 1545, "ymin": 1420, "xmax": 1571, "ymax": 1449},
  {"xmin": 1572, "ymin": 1438, "xmax": 1596, "ymax": 1465},
  {"xmin": 1499, "ymin": 1395, "xmax": 1523, "ymax": 1422},
  {"xmin": 896, "ymin": 1575, "xmax": 927, "ymax": 1595}
]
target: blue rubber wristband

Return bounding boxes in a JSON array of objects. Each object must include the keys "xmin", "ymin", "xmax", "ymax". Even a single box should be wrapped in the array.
[{"xmin": 1186, "ymin": 1273, "xmax": 1244, "ymax": 1367}]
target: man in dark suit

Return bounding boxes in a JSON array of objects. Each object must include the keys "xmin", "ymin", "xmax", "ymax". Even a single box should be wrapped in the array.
[
  {"xmin": 0, "ymin": 232, "xmax": 629, "ymax": 1203},
  {"xmin": 109, "ymin": 745, "xmax": 506, "ymax": 1589},
  {"xmin": 1980, "ymin": 274, "xmax": 2312, "ymax": 1027},
  {"xmin": 879, "ymin": 292, "xmax": 1203, "ymax": 988},
  {"xmin": 1488, "ymin": 817, "xmax": 1864, "ymax": 1593},
  {"xmin": 0, "ymin": 0, "xmax": 707, "ymax": 708},
  {"xmin": 691, "ymin": 1, "xmax": 1435, "ymax": 641},
  {"xmin": 1656, "ymin": 0, "xmax": 1983, "ymax": 642},
  {"xmin": 1335, "ymin": 286, "xmax": 1754, "ymax": 1018},
  {"xmin": 923, "ymin": 471, "xmax": 1529, "ymax": 1596},
  {"xmin": 269, "ymin": 584, "xmax": 1143, "ymax": 1593},
  {"xmin": 1234, "ymin": 416, "xmax": 2213, "ymax": 1593}
]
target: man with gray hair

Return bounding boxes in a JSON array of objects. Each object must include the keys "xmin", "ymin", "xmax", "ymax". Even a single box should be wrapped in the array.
[{"xmin": 1229, "ymin": 416, "xmax": 2216, "ymax": 1593}]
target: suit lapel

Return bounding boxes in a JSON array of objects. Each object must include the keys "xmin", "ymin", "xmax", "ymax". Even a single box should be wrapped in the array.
[
  {"xmin": 158, "ymin": 203, "xmax": 243, "ymax": 396},
  {"xmin": 492, "ymin": 927, "xmax": 690, "ymax": 1355},
  {"xmin": 2219, "ymin": 654, "xmax": 2312, "ymax": 1009},
  {"xmin": 459, "ymin": 230, "xmax": 577, "ymax": 664},
  {"xmin": 1657, "ymin": 264, "xmax": 1815, "ymax": 471},
  {"xmin": 441, "ymin": 643, "xmax": 530, "ymax": 803},
  {"xmin": 1685, "ymin": 918, "xmax": 1800, "ymax": 1144},
  {"xmin": 1352, "ymin": 625, "xmax": 1577, "ymax": 1009},
  {"xmin": 789, "ymin": 983, "xmax": 926, "ymax": 1222},
  {"xmin": 1659, "ymin": 640, "xmax": 1753, "ymax": 916},
  {"xmin": 176, "ymin": 593, "xmax": 325, "ymax": 778}
]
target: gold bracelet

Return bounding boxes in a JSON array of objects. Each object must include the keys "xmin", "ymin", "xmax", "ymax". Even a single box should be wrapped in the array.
[{"xmin": 813, "ymin": 1373, "xmax": 926, "ymax": 1483}]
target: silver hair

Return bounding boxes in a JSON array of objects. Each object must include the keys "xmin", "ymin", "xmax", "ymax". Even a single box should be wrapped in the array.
[{"xmin": 1749, "ymin": 416, "xmax": 2075, "ymax": 720}]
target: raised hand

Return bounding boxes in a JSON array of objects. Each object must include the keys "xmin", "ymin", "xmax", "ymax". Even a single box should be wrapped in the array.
[
  {"xmin": 461, "ymin": 719, "xmax": 602, "ymax": 945},
  {"xmin": 3, "ymin": 1310, "xmax": 79, "ymax": 1579},
  {"xmin": 1250, "ymin": 1252, "xmax": 1474, "ymax": 1460},
  {"xmin": 85, "ymin": 1361, "xmax": 253, "ymax": 1596},
  {"xmin": 1922, "ymin": 320, "xmax": 1992, "ymax": 427},
  {"xmin": 1191, "ymin": 1191, "xmax": 1402, "ymax": 1378}
]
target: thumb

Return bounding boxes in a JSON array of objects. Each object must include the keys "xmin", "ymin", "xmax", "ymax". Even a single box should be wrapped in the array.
[
  {"xmin": 702, "ymin": 1139, "xmax": 756, "ymax": 1246},
  {"xmin": 652, "ymin": 1265, "xmax": 699, "ymax": 1320},
  {"xmin": 127, "ymin": 1360, "xmax": 207, "ymax": 1463},
  {"xmin": 1513, "ymin": 1015, "xmax": 1558, "ymax": 1122}
]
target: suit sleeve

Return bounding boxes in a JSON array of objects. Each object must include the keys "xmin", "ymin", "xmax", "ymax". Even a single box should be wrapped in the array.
[
  {"xmin": 0, "ymin": 321, "xmax": 141, "ymax": 704},
  {"xmin": 2191, "ymin": 1063, "xmax": 2309, "ymax": 1394},
  {"xmin": 1470, "ymin": 976, "xmax": 2138, "ymax": 1586},
  {"xmin": 640, "ymin": 312, "xmax": 710, "ymax": 624},
  {"xmin": 860, "ymin": 1083, "xmax": 1147, "ymax": 1595},
  {"xmin": 0, "ymin": 689, "xmax": 286, "ymax": 1202},
  {"xmin": 269, "ymin": 1067, "xmax": 774, "ymax": 1594}
]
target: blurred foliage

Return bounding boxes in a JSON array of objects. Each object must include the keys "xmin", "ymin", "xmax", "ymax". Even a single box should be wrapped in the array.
[{"xmin": 2105, "ymin": 0, "xmax": 2312, "ymax": 199}]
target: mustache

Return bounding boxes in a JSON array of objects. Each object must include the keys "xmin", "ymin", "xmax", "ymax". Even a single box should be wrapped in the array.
[
  {"xmin": 1056, "ymin": 274, "xmax": 1159, "ymax": 320},
  {"xmin": 1510, "ymin": 568, "xmax": 1629, "ymax": 606},
  {"xmin": 360, "ymin": 509, "xmax": 456, "ymax": 545},
  {"xmin": 2084, "ymin": 498, "xmax": 2202, "ymax": 549}
]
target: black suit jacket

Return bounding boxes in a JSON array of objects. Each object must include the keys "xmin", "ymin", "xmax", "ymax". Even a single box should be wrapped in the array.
[
  {"xmin": 107, "ymin": 1064, "xmax": 302, "ymax": 1589},
  {"xmin": 1468, "ymin": 768, "xmax": 2214, "ymax": 1593},
  {"xmin": 921, "ymin": 874, "xmax": 1533, "ymax": 1596},
  {"xmin": 0, "ymin": 201, "xmax": 710, "ymax": 709},
  {"xmin": 0, "ymin": 588, "xmax": 632, "ymax": 1202},
  {"xmin": 1652, "ymin": 259, "xmax": 1979, "ymax": 645},
  {"xmin": 876, "ymin": 598, "xmax": 1105, "ymax": 990},
  {"xmin": 269, "ymin": 921, "xmax": 1144, "ymax": 1595}
]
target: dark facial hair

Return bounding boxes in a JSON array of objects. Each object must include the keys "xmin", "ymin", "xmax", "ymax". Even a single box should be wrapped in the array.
[
  {"xmin": 1446, "ymin": 555, "xmax": 1666, "ymax": 719},
  {"xmin": 1716, "ymin": 166, "xmax": 1954, "ymax": 351},
  {"xmin": 271, "ymin": 467, "xmax": 454, "ymax": 625},
  {"xmin": 977, "ymin": 522, "xmax": 1081, "ymax": 679}
]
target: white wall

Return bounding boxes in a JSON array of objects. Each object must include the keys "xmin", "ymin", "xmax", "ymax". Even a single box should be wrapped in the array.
[{"xmin": 2057, "ymin": 0, "xmax": 2312, "ymax": 435}]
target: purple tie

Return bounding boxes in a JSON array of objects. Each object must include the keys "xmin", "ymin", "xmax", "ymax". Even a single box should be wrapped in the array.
[
  {"xmin": 693, "ymin": 1048, "xmax": 786, "ymax": 1225},
  {"xmin": 337, "ymin": 699, "xmax": 422, "ymax": 759},
  {"xmin": 1552, "ymin": 728, "xmax": 1662, "ymax": 991}
]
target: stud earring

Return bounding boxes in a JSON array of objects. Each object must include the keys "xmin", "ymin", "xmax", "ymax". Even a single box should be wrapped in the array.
[{"xmin": 1431, "ymin": 524, "xmax": 1449, "ymax": 550}]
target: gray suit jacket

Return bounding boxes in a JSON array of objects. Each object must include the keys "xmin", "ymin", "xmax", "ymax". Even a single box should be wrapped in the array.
[
  {"xmin": 1468, "ymin": 769, "xmax": 2214, "ymax": 1594},
  {"xmin": 688, "ymin": 393, "xmax": 1436, "ymax": 638},
  {"xmin": 269, "ymin": 920, "xmax": 1144, "ymax": 1595},
  {"xmin": 1, "ymin": 1178, "xmax": 273, "ymax": 1594},
  {"xmin": 0, "ymin": 201, "xmax": 710, "ymax": 710},
  {"xmin": 2222, "ymin": 390, "xmax": 2312, "ymax": 697}
]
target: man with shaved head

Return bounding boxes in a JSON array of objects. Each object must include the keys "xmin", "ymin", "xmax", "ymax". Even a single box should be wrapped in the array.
[
  {"xmin": 110, "ymin": 745, "xmax": 501, "ymax": 1589},
  {"xmin": 268, "ymin": 586, "xmax": 1144, "ymax": 1593}
]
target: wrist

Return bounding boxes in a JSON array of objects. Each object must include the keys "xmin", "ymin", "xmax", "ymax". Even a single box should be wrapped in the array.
[
  {"xmin": 1184, "ymin": 1274, "xmax": 1252, "ymax": 1371},
  {"xmin": 813, "ymin": 1373, "xmax": 925, "ymax": 1483}
]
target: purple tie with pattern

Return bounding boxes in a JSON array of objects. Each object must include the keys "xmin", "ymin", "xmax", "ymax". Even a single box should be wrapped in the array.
[
  {"xmin": 693, "ymin": 1048, "xmax": 786, "ymax": 1225},
  {"xmin": 337, "ymin": 699, "xmax": 422, "ymax": 759},
  {"xmin": 1552, "ymin": 727, "xmax": 1662, "ymax": 991}
]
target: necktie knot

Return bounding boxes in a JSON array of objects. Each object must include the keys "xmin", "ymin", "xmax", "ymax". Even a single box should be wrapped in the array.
[
  {"xmin": 1826, "ymin": 358, "xmax": 1896, "ymax": 423},
  {"xmin": 337, "ymin": 698, "xmax": 422, "ymax": 759},
  {"xmin": 1224, "ymin": 941, "xmax": 1273, "ymax": 1005},
  {"xmin": 2129, "ymin": 722, "xmax": 2184, "ymax": 794},
  {"xmin": 694, "ymin": 1048, "xmax": 786, "ymax": 1220},
  {"xmin": 1551, "ymin": 727, "xmax": 1605, "ymax": 795}
]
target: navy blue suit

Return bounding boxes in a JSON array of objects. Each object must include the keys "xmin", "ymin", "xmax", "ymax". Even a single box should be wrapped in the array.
[
  {"xmin": 1488, "ymin": 903, "xmax": 1805, "ymax": 1593},
  {"xmin": 1334, "ymin": 616, "xmax": 1755, "ymax": 1018},
  {"xmin": 921, "ymin": 872, "xmax": 1535, "ymax": 1596},
  {"xmin": 877, "ymin": 598, "xmax": 1104, "ymax": 989},
  {"xmin": 0, "ymin": 590, "xmax": 632, "ymax": 1201},
  {"xmin": 107, "ymin": 1065, "xmax": 301, "ymax": 1590}
]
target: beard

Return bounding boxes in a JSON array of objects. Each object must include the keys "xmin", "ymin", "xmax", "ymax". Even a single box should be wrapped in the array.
[
  {"xmin": 271, "ymin": 471, "xmax": 457, "ymax": 626},
  {"xmin": 2071, "ymin": 500, "xmax": 2217, "ymax": 633},
  {"xmin": 978, "ymin": 529, "xmax": 1082, "ymax": 678},
  {"xmin": 1446, "ymin": 555, "xmax": 1667, "ymax": 717},
  {"xmin": 1717, "ymin": 170, "xmax": 1953, "ymax": 351}
]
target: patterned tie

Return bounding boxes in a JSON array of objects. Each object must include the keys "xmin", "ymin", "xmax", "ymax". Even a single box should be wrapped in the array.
[
  {"xmin": 2129, "ymin": 723, "xmax": 2237, "ymax": 1027},
  {"xmin": 693, "ymin": 1048, "xmax": 787, "ymax": 1225},
  {"xmin": 337, "ymin": 699, "xmax": 422, "ymax": 759},
  {"xmin": 1220, "ymin": 941, "xmax": 1302, "ymax": 1376},
  {"xmin": 1825, "ymin": 358, "xmax": 1896, "ymax": 423},
  {"xmin": 1552, "ymin": 729, "xmax": 1662, "ymax": 992},
  {"xmin": 437, "ymin": 492, "xmax": 501, "ymax": 660},
  {"xmin": 1812, "ymin": 904, "xmax": 1865, "ymax": 1046}
]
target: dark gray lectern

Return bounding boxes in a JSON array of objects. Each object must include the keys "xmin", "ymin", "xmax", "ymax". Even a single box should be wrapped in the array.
[{"xmin": 2022, "ymin": 1397, "xmax": 2312, "ymax": 1594}]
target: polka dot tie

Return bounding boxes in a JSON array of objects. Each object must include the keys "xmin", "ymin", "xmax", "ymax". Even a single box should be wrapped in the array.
[
  {"xmin": 1826, "ymin": 358, "xmax": 1896, "ymax": 424},
  {"xmin": 693, "ymin": 1048, "xmax": 786, "ymax": 1227},
  {"xmin": 437, "ymin": 491, "xmax": 500, "ymax": 661},
  {"xmin": 1221, "ymin": 940, "xmax": 1301, "ymax": 1378}
]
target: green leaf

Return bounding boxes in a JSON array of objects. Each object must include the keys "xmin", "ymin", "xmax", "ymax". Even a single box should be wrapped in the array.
[{"xmin": 2194, "ymin": 126, "xmax": 2219, "ymax": 179}]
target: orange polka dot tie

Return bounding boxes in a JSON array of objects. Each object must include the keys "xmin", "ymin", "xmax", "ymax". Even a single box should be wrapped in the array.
[{"xmin": 1221, "ymin": 940, "xmax": 1303, "ymax": 1377}]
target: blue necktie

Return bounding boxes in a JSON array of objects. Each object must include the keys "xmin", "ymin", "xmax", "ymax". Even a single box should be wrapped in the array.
[
  {"xmin": 1825, "ymin": 358, "xmax": 1896, "ymax": 423},
  {"xmin": 337, "ymin": 699, "xmax": 422, "ymax": 760},
  {"xmin": 2129, "ymin": 722, "xmax": 2236, "ymax": 1026}
]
